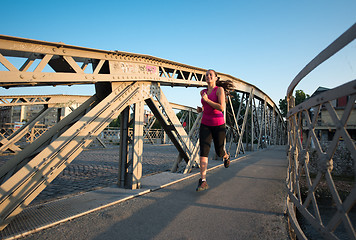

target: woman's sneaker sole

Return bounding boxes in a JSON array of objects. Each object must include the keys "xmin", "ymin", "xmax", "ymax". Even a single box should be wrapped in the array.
[{"xmin": 224, "ymin": 155, "xmax": 230, "ymax": 168}]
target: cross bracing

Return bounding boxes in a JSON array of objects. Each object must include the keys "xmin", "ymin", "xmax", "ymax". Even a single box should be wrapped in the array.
[
  {"xmin": 286, "ymin": 23, "xmax": 356, "ymax": 239},
  {"xmin": 0, "ymin": 34, "xmax": 285, "ymax": 231}
]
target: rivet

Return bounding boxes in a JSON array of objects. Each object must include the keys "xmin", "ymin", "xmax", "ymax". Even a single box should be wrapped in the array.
[
  {"xmin": 52, "ymin": 48, "xmax": 56, "ymax": 52},
  {"xmin": 20, "ymin": 75, "xmax": 24, "ymax": 79},
  {"xmin": 32, "ymin": 75, "xmax": 37, "ymax": 79},
  {"xmin": 62, "ymin": 50, "xmax": 66, "ymax": 53}
]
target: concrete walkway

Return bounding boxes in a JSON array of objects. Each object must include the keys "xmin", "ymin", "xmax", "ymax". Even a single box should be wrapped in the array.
[{"xmin": 2, "ymin": 146, "xmax": 289, "ymax": 240}]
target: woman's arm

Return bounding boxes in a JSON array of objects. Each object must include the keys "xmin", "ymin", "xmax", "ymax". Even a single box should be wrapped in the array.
[{"xmin": 201, "ymin": 87, "xmax": 225, "ymax": 112}]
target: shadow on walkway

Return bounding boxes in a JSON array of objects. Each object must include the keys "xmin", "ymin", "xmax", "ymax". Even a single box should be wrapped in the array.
[{"xmin": 21, "ymin": 146, "xmax": 289, "ymax": 240}]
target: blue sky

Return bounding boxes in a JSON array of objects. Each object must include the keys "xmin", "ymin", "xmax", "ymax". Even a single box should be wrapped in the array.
[{"xmin": 0, "ymin": 0, "xmax": 355, "ymax": 108}]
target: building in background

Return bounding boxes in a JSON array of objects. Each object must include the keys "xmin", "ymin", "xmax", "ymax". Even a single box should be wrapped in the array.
[{"xmin": 302, "ymin": 86, "xmax": 356, "ymax": 144}]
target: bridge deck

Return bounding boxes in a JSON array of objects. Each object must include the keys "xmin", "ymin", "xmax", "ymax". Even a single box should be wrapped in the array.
[{"xmin": 1, "ymin": 146, "xmax": 289, "ymax": 240}]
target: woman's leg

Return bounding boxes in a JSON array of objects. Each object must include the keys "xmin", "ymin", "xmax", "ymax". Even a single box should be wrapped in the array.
[
  {"xmin": 200, "ymin": 156, "xmax": 208, "ymax": 180},
  {"xmin": 212, "ymin": 124, "xmax": 230, "ymax": 167},
  {"xmin": 199, "ymin": 124, "xmax": 212, "ymax": 179},
  {"xmin": 197, "ymin": 124, "xmax": 212, "ymax": 191}
]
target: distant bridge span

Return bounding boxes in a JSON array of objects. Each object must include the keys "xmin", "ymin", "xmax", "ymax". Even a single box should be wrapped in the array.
[{"xmin": 0, "ymin": 35, "xmax": 285, "ymax": 231}]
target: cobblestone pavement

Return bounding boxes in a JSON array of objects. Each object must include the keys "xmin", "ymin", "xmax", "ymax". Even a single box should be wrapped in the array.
[{"xmin": 0, "ymin": 144, "xmax": 181, "ymax": 205}]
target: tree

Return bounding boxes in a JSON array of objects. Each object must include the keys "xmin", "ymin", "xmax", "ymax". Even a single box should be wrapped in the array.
[
  {"xmin": 279, "ymin": 90, "xmax": 310, "ymax": 117},
  {"xmin": 109, "ymin": 116, "xmax": 120, "ymax": 127}
]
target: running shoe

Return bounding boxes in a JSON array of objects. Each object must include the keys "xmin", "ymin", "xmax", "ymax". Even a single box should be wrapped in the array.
[
  {"xmin": 196, "ymin": 178, "xmax": 209, "ymax": 192},
  {"xmin": 223, "ymin": 154, "xmax": 230, "ymax": 168}
]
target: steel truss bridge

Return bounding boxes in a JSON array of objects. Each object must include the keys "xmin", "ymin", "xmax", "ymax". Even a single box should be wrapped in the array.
[{"xmin": 0, "ymin": 35, "xmax": 286, "ymax": 231}]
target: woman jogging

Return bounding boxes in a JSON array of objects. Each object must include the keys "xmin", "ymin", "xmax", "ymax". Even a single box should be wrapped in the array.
[{"xmin": 196, "ymin": 69, "xmax": 233, "ymax": 192}]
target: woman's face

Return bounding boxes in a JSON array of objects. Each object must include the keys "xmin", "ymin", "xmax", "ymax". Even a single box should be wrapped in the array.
[{"xmin": 205, "ymin": 70, "xmax": 217, "ymax": 83}]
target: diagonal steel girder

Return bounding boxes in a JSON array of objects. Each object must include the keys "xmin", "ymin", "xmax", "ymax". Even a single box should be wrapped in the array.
[
  {"xmin": 0, "ymin": 102, "xmax": 82, "ymax": 154},
  {"xmin": 145, "ymin": 88, "xmax": 199, "ymax": 170},
  {"xmin": 0, "ymin": 81, "xmax": 157, "ymax": 230}
]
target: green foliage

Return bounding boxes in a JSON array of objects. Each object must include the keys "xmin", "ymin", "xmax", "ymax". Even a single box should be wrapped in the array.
[
  {"xmin": 295, "ymin": 90, "xmax": 310, "ymax": 104},
  {"xmin": 151, "ymin": 119, "xmax": 161, "ymax": 129},
  {"xmin": 279, "ymin": 90, "xmax": 310, "ymax": 117},
  {"xmin": 279, "ymin": 98, "xmax": 287, "ymax": 118},
  {"xmin": 109, "ymin": 116, "xmax": 120, "ymax": 127},
  {"xmin": 227, "ymin": 91, "xmax": 241, "ymax": 114},
  {"xmin": 176, "ymin": 111, "xmax": 184, "ymax": 119},
  {"xmin": 226, "ymin": 91, "xmax": 242, "ymax": 126}
]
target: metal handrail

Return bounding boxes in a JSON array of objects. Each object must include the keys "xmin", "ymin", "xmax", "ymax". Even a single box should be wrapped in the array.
[{"xmin": 286, "ymin": 23, "xmax": 356, "ymax": 239}]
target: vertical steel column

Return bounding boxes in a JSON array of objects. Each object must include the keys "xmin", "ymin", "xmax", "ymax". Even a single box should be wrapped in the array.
[
  {"xmin": 130, "ymin": 101, "xmax": 144, "ymax": 189},
  {"xmin": 57, "ymin": 108, "xmax": 62, "ymax": 123},
  {"xmin": 236, "ymin": 89, "xmax": 253, "ymax": 155},
  {"xmin": 118, "ymin": 106, "xmax": 130, "ymax": 188},
  {"xmin": 233, "ymin": 93, "xmax": 245, "ymax": 156},
  {"xmin": 264, "ymin": 101, "xmax": 267, "ymax": 146},
  {"xmin": 259, "ymin": 99, "xmax": 267, "ymax": 148},
  {"xmin": 20, "ymin": 106, "xmax": 26, "ymax": 122},
  {"xmin": 273, "ymin": 107, "xmax": 276, "ymax": 145},
  {"xmin": 245, "ymin": 108, "xmax": 249, "ymax": 151},
  {"xmin": 10, "ymin": 106, "xmax": 13, "ymax": 124},
  {"xmin": 251, "ymin": 96, "xmax": 254, "ymax": 151}
]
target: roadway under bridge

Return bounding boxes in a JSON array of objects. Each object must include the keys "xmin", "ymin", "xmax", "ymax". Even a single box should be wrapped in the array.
[{"xmin": 0, "ymin": 35, "xmax": 285, "ymax": 231}]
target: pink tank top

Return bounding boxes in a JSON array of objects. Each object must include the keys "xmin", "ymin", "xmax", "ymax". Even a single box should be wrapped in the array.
[{"xmin": 201, "ymin": 86, "xmax": 225, "ymax": 126}]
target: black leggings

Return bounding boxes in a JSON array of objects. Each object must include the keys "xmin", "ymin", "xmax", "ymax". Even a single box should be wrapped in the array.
[{"xmin": 199, "ymin": 123, "xmax": 226, "ymax": 158}]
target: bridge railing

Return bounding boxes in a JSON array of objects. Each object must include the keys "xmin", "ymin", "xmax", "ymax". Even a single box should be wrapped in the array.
[
  {"xmin": 286, "ymin": 23, "xmax": 356, "ymax": 239},
  {"xmin": 0, "ymin": 125, "xmax": 166, "ymax": 146}
]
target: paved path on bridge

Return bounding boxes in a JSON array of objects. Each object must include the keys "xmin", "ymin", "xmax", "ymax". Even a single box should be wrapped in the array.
[{"xmin": 2, "ymin": 146, "xmax": 289, "ymax": 240}]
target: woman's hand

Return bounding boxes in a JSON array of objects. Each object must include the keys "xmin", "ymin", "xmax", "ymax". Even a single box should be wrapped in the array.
[
  {"xmin": 201, "ymin": 92, "xmax": 208, "ymax": 102},
  {"xmin": 200, "ymin": 87, "xmax": 225, "ymax": 112}
]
